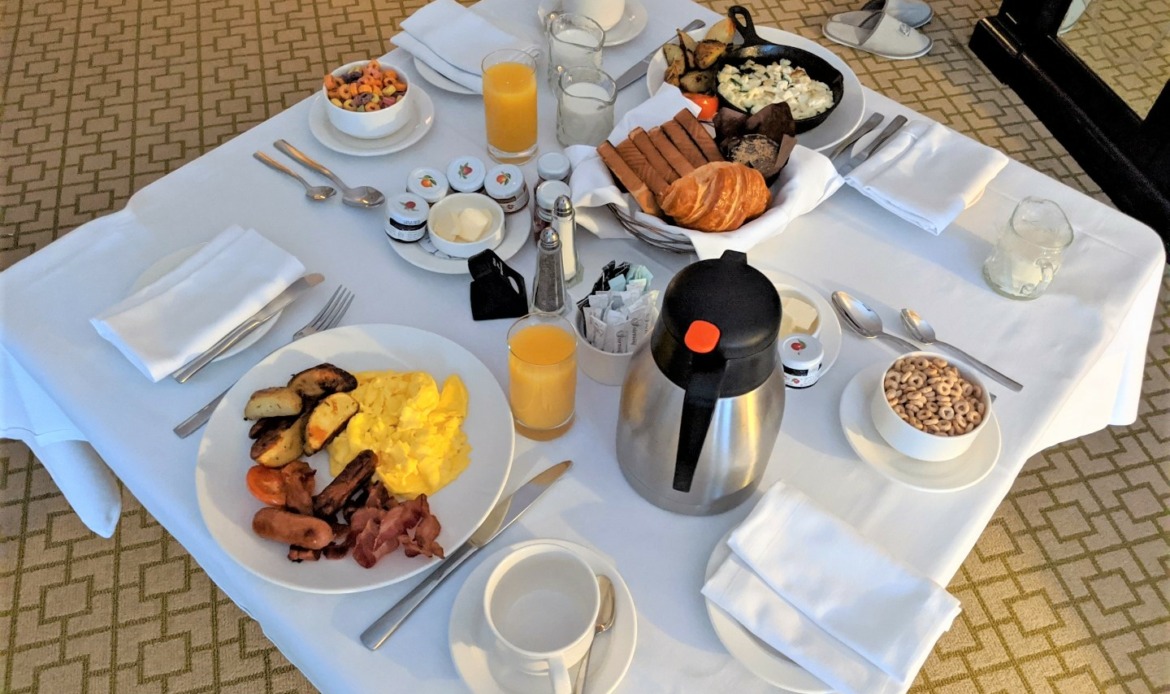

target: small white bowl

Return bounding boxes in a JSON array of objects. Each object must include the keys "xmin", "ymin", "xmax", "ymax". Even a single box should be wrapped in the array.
[
  {"xmin": 322, "ymin": 60, "xmax": 415, "ymax": 140},
  {"xmin": 426, "ymin": 194, "xmax": 505, "ymax": 259},
  {"xmin": 573, "ymin": 308, "xmax": 656, "ymax": 386},
  {"xmin": 869, "ymin": 351, "xmax": 992, "ymax": 462}
]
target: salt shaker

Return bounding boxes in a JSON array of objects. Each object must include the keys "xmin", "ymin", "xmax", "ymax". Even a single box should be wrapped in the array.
[
  {"xmin": 550, "ymin": 195, "xmax": 581, "ymax": 285},
  {"xmin": 532, "ymin": 226, "xmax": 570, "ymax": 315}
]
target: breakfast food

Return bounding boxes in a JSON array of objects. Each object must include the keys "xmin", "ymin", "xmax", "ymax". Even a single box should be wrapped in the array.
[
  {"xmin": 303, "ymin": 392, "xmax": 360, "ymax": 455},
  {"xmin": 662, "ymin": 19, "xmax": 735, "ymax": 94},
  {"xmin": 244, "ymin": 386, "xmax": 303, "ymax": 420},
  {"xmin": 323, "ymin": 60, "xmax": 408, "ymax": 112},
  {"xmin": 252, "ymin": 507, "xmax": 334, "ymax": 550},
  {"xmin": 660, "ymin": 161, "xmax": 770, "ymax": 233},
  {"xmin": 250, "ymin": 414, "xmax": 308, "ymax": 468},
  {"xmin": 287, "ymin": 363, "xmax": 358, "ymax": 399},
  {"xmin": 779, "ymin": 292, "xmax": 819, "ymax": 337},
  {"xmin": 883, "ymin": 356, "xmax": 986, "ymax": 436},
  {"xmin": 717, "ymin": 59, "xmax": 835, "ymax": 118}
]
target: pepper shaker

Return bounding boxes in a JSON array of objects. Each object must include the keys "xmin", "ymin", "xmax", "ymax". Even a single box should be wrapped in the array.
[{"xmin": 532, "ymin": 226, "xmax": 570, "ymax": 315}]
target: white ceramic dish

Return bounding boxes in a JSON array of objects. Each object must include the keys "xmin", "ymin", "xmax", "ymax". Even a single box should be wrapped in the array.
[
  {"xmin": 758, "ymin": 268, "xmax": 841, "ymax": 379},
  {"xmin": 645, "ymin": 26, "xmax": 865, "ymax": 153},
  {"xmin": 131, "ymin": 244, "xmax": 276, "ymax": 361},
  {"xmin": 537, "ymin": 0, "xmax": 648, "ymax": 46},
  {"xmin": 195, "ymin": 324, "xmax": 515, "ymax": 593},
  {"xmin": 391, "ymin": 201, "xmax": 529, "ymax": 275},
  {"xmin": 322, "ymin": 60, "xmax": 414, "ymax": 139},
  {"xmin": 839, "ymin": 363, "xmax": 1001, "ymax": 492},
  {"xmin": 450, "ymin": 538, "xmax": 637, "ymax": 694},
  {"xmin": 426, "ymin": 194, "xmax": 506, "ymax": 259},
  {"xmin": 307, "ymin": 87, "xmax": 435, "ymax": 157},
  {"xmin": 413, "ymin": 58, "xmax": 476, "ymax": 95},
  {"xmin": 705, "ymin": 531, "xmax": 832, "ymax": 693}
]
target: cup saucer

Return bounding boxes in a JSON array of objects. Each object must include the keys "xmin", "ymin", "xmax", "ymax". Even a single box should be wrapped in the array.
[
  {"xmin": 537, "ymin": 0, "xmax": 648, "ymax": 46},
  {"xmin": 307, "ymin": 86, "xmax": 435, "ymax": 157},
  {"xmin": 449, "ymin": 539, "xmax": 637, "ymax": 694}
]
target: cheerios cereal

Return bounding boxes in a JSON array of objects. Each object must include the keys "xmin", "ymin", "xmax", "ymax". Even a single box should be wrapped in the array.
[{"xmin": 883, "ymin": 356, "xmax": 986, "ymax": 437}]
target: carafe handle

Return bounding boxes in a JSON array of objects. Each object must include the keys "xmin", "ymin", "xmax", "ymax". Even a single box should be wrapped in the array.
[{"xmin": 674, "ymin": 355, "xmax": 725, "ymax": 493}]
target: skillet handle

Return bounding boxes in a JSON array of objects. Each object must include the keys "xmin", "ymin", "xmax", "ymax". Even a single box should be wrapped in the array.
[{"xmin": 728, "ymin": 6, "xmax": 763, "ymax": 46}]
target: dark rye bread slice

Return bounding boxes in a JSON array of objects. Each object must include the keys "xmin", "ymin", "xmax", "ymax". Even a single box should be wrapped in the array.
[
  {"xmin": 630, "ymin": 127, "xmax": 679, "ymax": 183},
  {"xmin": 615, "ymin": 138, "xmax": 670, "ymax": 199},
  {"xmin": 662, "ymin": 119, "xmax": 708, "ymax": 168},
  {"xmin": 597, "ymin": 141, "xmax": 661, "ymax": 216},
  {"xmin": 648, "ymin": 126, "xmax": 694, "ymax": 178},
  {"xmin": 673, "ymin": 109, "xmax": 723, "ymax": 163}
]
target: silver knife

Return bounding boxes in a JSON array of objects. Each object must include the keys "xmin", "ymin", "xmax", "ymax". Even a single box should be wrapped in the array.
[
  {"xmin": 616, "ymin": 19, "xmax": 706, "ymax": 90},
  {"xmin": 837, "ymin": 115, "xmax": 908, "ymax": 176},
  {"xmin": 828, "ymin": 112, "xmax": 883, "ymax": 161},
  {"xmin": 360, "ymin": 460, "xmax": 573, "ymax": 651},
  {"xmin": 172, "ymin": 273, "xmax": 323, "ymax": 383}
]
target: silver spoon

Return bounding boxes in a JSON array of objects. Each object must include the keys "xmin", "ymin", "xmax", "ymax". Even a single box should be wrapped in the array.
[
  {"xmin": 574, "ymin": 575, "xmax": 615, "ymax": 694},
  {"xmin": 830, "ymin": 291, "xmax": 920, "ymax": 353},
  {"xmin": 253, "ymin": 152, "xmax": 336, "ymax": 201},
  {"xmin": 273, "ymin": 139, "xmax": 385, "ymax": 209},
  {"xmin": 900, "ymin": 309, "xmax": 1023, "ymax": 392}
]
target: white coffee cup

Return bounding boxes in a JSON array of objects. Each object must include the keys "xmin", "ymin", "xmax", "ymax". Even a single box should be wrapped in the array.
[
  {"xmin": 483, "ymin": 543, "xmax": 600, "ymax": 694},
  {"xmin": 562, "ymin": 0, "xmax": 625, "ymax": 31}
]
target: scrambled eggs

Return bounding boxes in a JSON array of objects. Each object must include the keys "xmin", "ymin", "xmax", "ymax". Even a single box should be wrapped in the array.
[{"xmin": 327, "ymin": 370, "xmax": 471, "ymax": 497}]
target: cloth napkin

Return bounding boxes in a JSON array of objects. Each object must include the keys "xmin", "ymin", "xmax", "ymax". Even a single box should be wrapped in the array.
[
  {"xmin": 90, "ymin": 226, "xmax": 305, "ymax": 382},
  {"xmin": 565, "ymin": 86, "xmax": 843, "ymax": 260},
  {"xmin": 845, "ymin": 119, "xmax": 1009, "ymax": 235},
  {"xmin": 702, "ymin": 481, "xmax": 961, "ymax": 694},
  {"xmin": 391, "ymin": 0, "xmax": 537, "ymax": 94}
]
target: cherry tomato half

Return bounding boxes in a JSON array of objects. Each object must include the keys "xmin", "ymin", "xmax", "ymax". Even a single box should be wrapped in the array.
[
  {"xmin": 246, "ymin": 465, "xmax": 286, "ymax": 506},
  {"xmin": 684, "ymin": 93, "xmax": 719, "ymax": 122}
]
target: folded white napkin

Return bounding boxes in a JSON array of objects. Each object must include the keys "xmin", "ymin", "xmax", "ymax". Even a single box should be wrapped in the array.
[
  {"xmin": 845, "ymin": 120, "xmax": 1008, "ymax": 235},
  {"xmin": 566, "ymin": 86, "xmax": 843, "ymax": 260},
  {"xmin": 91, "ymin": 226, "xmax": 305, "ymax": 382},
  {"xmin": 702, "ymin": 482, "xmax": 961, "ymax": 694},
  {"xmin": 392, "ymin": 0, "xmax": 537, "ymax": 94}
]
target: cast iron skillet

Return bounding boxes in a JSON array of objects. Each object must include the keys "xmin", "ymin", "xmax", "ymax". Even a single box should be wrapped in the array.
[{"xmin": 721, "ymin": 5, "xmax": 844, "ymax": 133}]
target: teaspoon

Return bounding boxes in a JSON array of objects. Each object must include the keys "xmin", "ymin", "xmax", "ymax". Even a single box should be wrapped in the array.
[
  {"xmin": 273, "ymin": 139, "xmax": 386, "ymax": 209},
  {"xmin": 830, "ymin": 291, "xmax": 920, "ymax": 353},
  {"xmin": 253, "ymin": 152, "xmax": 336, "ymax": 201},
  {"xmin": 574, "ymin": 575, "xmax": 615, "ymax": 694},
  {"xmin": 900, "ymin": 309, "xmax": 1023, "ymax": 392}
]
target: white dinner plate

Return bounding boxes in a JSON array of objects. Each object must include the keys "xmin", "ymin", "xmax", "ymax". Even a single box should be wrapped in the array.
[
  {"xmin": 705, "ymin": 531, "xmax": 833, "ymax": 693},
  {"xmin": 758, "ymin": 268, "xmax": 842, "ymax": 380},
  {"xmin": 838, "ymin": 364, "xmax": 1001, "ymax": 492},
  {"xmin": 130, "ymin": 244, "xmax": 276, "ymax": 361},
  {"xmin": 413, "ymin": 57, "xmax": 476, "ymax": 95},
  {"xmin": 645, "ymin": 26, "xmax": 866, "ymax": 153},
  {"xmin": 537, "ymin": 0, "xmax": 648, "ymax": 47},
  {"xmin": 195, "ymin": 324, "xmax": 515, "ymax": 593},
  {"xmin": 307, "ymin": 88, "xmax": 435, "ymax": 157},
  {"xmin": 450, "ymin": 539, "xmax": 637, "ymax": 694},
  {"xmin": 389, "ymin": 207, "xmax": 529, "ymax": 275}
]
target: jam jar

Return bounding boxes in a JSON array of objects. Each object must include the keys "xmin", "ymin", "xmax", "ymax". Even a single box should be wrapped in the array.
[
  {"xmin": 407, "ymin": 167, "xmax": 449, "ymax": 204},
  {"xmin": 384, "ymin": 193, "xmax": 430, "ymax": 243},
  {"xmin": 446, "ymin": 155, "xmax": 486, "ymax": 194},
  {"xmin": 532, "ymin": 179, "xmax": 571, "ymax": 243},
  {"xmin": 485, "ymin": 164, "xmax": 529, "ymax": 214},
  {"xmin": 780, "ymin": 334, "xmax": 824, "ymax": 389}
]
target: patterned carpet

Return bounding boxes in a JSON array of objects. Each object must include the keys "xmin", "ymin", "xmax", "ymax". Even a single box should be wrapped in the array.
[{"xmin": 2, "ymin": 0, "xmax": 1167, "ymax": 692}]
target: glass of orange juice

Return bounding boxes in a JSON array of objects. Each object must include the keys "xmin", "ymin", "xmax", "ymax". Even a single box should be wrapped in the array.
[
  {"xmin": 481, "ymin": 49, "xmax": 538, "ymax": 164},
  {"xmin": 508, "ymin": 312, "xmax": 577, "ymax": 440}
]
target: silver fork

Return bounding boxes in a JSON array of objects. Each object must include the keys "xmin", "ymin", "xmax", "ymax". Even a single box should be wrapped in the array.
[
  {"xmin": 172, "ymin": 285, "xmax": 354, "ymax": 439},
  {"xmin": 836, "ymin": 115, "xmax": 908, "ymax": 175}
]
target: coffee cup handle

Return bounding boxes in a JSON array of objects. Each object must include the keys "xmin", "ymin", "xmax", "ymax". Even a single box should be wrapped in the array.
[{"xmin": 548, "ymin": 657, "xmax": 573, "ymax": 694}]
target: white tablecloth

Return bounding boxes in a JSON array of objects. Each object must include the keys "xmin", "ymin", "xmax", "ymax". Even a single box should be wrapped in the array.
[{"xmin": 0, "ymin": 0, "xmax": 1164, "ymax": 691}]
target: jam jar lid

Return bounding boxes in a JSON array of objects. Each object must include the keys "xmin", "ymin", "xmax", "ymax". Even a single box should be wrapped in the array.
[
  {"xmin": 446, "ymin": 156, "xmax": 486, "ymax": 193},
  {"xmin": 536, "ymin": 180, "xmax": 571, "ymax": 209},
  {"xmin": 780, "ymin": 334, "xmax": 823, "ymax": 370},
  {"xmin": 536, "ymin": 152, "xmax": 571, "ymax": 181},
  {"xmin": 387, "ymin": 193, "xmax": 429, "ymax": 227},
  {"xmin": 485, "ymin": 165, "xmax": 524, "ymax": 200},
  {"xmin": 407, "ymin": 167, "xmax": 449, "ymax": 201}
]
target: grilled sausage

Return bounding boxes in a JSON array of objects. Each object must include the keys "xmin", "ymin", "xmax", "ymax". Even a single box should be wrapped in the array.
[{"xmin": 252, "ymin": 507, "xmax": 333, "ymax": 550}]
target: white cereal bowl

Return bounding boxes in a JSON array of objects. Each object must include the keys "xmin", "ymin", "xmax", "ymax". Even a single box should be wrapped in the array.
[
  {"xmin": 869, "ymin": 351, "xmax": 992, "ymax": 462},
  {"xmin": 426, "ymin": 194, "xmax": 505, "ymax": 259},
  {"xmin": 322, "ymin": 60, "xmax": 415, "ymax": 139}
]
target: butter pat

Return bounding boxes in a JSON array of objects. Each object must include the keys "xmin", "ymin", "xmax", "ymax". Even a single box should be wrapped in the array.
[
  {"xmin": 780, "ymin": 294, "xmax": 819, "ymax": 337},
  {"xmin": 456, "ymin": 208, "xmax": 491, "ymax": 241}
]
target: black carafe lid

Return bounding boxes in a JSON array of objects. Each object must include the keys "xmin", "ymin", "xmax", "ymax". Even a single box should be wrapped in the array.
[{"xmin": 650, "ymin": 250, "xmax": 781, "ymax": 494}]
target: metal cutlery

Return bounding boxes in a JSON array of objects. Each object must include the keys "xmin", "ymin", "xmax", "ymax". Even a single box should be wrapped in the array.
[
  {"xmin": 253, "ymin": 152, "xmax": 336, "ymax": 201},
  {"xmin": 615, "ymin": 19, "xmax": 706, "ymax": 90},
  {"xmin": 900, "ymin": 309, "xmax": 1023, "ymax": 392},
  {"xmin": 172, "ymin": 273, "xmax": 324, "ymax": 383},
  {"xmin": 831, "ymin": 290, "xmax": 920, "ymax": 353},
  {"xmin": 172, "ymin": 285, "xmax": 354, "ymax": 439},
  {"xmin": 836, "ymin": 115, "xmax": 908, "ymax": 176},
  {"xmin": 360, "ymin": 460, "xmax": 573, "ymax": 651},
  {"xmin": 273, "ymin": 140, "xmax": 385, "ymax": 209},
  {"xmin": 573, "ymin": 575, "xmax": 616, "ymax": 694},
  {"xmin": 828, "ymin": 112, "xmax": 883, "ymax": 160}
]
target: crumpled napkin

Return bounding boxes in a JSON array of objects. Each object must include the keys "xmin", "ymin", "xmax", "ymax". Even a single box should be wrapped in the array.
[
  {"xmin": 844, "ymin": 119, "xmax": 1008, "ymax": 234},
  {"xmin": 91, "ymin": 226, "xmax": 305, "ymax": 382},
  {"xmin": 702, "ymin": 481, "xmax": 962, "ymax": 694},
  {"xmin": 391, "ymin": 0, "xmax": 538, "ymax": 94},
  {"xmin": 565, "ymin": 86, "xmax": 843, "ymax": 259}
]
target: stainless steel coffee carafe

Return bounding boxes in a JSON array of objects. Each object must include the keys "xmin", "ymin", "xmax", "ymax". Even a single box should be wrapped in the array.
[{"xmin": 616, "ymin": 251, "xmax": 785, "ymax": 515}]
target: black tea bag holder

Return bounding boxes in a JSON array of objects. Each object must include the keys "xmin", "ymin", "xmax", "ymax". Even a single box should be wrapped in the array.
[{"xmin": 468, "ymin": 250, "xmax": 529, "ymax": 321}]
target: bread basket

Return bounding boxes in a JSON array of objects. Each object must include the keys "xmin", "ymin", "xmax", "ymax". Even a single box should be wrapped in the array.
[{"xmin": 606, "ymin": 204, "xmax": 694, "ymax": 253}]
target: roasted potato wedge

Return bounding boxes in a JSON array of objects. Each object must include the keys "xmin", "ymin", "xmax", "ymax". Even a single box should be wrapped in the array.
[
  {"xmin": 244, "ymin": 386, "xmax": 303, "ymax": 420},
  {"xmin": 704, "ymin": 17, "xmax": 735, "ymax": 44},
  {"xmin": 662, "ymin": 42, "xmax": 684, "ymax": 68},
  {"xmin": 664, "ymin": 55, "xmax": 685, "ymax": 87},
  {"xmin": 694, "ymin": 40, "xmax": 728, "ymax": 70},
  {"xmin": 250, "ymin": 414, "xmax": 307, "ymax": 468},
  {"xmin": 676, "ymin": 28, "xmax": 698, "ymax": 56},
  {"xmin": 248, "ymin": 415, "xmax": 298, "ymax": 440},
  {"xmin": 303, "ymin": 392, "xmax": 359, "ymax": 456},
  {"xmin": 679, "ymin": 70, "xmax": 716, "ymax": 94},
  {"xmin": 287, "ymin": 363, "xmax": 357, "ymax": 399}
]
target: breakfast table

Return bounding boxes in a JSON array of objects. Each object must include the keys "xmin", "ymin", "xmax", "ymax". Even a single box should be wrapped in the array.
[{"xmin": 1, "ymin": 0, "xmax": 1164, "ymax": 691}]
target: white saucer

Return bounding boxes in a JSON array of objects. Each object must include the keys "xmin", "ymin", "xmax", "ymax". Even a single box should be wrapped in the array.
[
  {"xmin": 413, "ymin": 58, "xmax": 476, "ymax": 95},
  {"xmin": 537, "ymin": 0, "xmax": 648, "ymax": 46},
  {"xmin": 449, "ymin": 539, "xmax": 637, "ymax": 694},
  {"xmin": 704, "ymin": 531, "xmax": 833, "ymax": 693},
  {"xmin": 757, "ymin": 268, "xmax": 842, "ymax": 380},
  {"xmin": 130, "ymin": 245, "xmax": 275, "ymax": 360},
  {"xmin": 307, "ymin": 88, "xmax": 435, "ymax": 157},
  {"xmin": 839, "ymin": 364, "xmax": 1001, "ymax": 492},
  {"xmin": 389, "ymin": 205, "xmax": 529, "ymax": 275}
]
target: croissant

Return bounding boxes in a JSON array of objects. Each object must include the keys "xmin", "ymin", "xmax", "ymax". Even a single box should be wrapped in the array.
[{"xmin": 659, "ymin": 162, "xmax": 770, "ymax": 233}]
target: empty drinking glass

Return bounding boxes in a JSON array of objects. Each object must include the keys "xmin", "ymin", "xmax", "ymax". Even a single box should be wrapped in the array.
[
  {"xmin": 982, "ymin": 197, "xmax": 1074, "ymax": 300},
  {"xmin": 545, "ymin": 13, "xmax": 604, "ymax": 91},
  {"xmin": 555, "ymin": 67, "xmax": 616, "ymax": 147}
]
